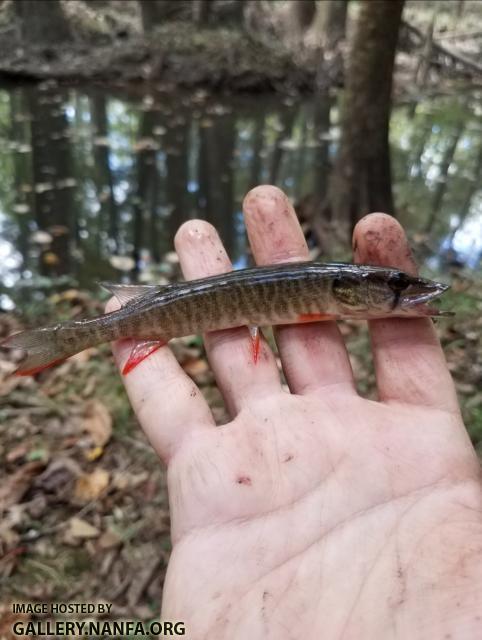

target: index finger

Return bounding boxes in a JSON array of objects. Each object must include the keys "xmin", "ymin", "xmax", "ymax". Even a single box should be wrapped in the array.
[{"xmin": 353, "ymin": 213, "xmax": 459, "ymax": 413}]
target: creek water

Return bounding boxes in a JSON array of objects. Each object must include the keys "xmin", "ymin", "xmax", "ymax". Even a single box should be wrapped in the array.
[{"xmin": 0, "ymin": 83, "xmax": 480, "ymax": 311}]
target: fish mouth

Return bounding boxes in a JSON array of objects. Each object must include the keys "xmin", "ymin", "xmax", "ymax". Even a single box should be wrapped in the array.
[{"xmin": 400, "ymin": 279, "xmax": 453, "ymax": 316}]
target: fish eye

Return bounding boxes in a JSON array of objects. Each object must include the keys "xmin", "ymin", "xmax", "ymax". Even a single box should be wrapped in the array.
[{"xmin": 388, "ymin": 271, "xmax": 411, "ymax": 293}]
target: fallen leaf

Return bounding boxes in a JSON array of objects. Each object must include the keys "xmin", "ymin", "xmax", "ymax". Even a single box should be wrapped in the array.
[
  {"xmin": 84, "ymin": 446, "xmax": 104, "ymax": 461},
  {"xmin": 112, "ymin": 470, "xmax": 148, "ymax": 491},
  {"xmin": 6, "ymin": 444, "xmax": 29, "ymax": 464},
  {"xmin": 133, "ymin": 137, "xmax": 160, "ymax": 152},
  {"xmin": 0, "ymin": 462, "xmax": 44, "ymax": 511},
  {"xmin": 55, "ymin": 178, "xmax": 77, "ymax": 189},
  {"xmin": 35, "ymin": 457, "xmax": 81, "ymax": 494},
  {"xmin": 0, "ymin": 602, "xmax": 30, "ymax": 639},
  {"xmin": 97, "ymin": 529, "xmax": 122, "ymax": 550},
  {"xmin": 74, "ymin": 469, "xmax": 110, "ymax": 503},
  {"xmin": 93, "ymin": 136, "xmax": 110, "ymax": 147},
  {"xmin": 83, "ymin": 400, "xmax": 112, "ymax": 447},
  {"xmin": 49, "ymin": 224, "xmax": 69, "ymax": 236},
  {"xmin": 34, "ymin": 182, "xmax": 54, "ymax": 194},
  {"xmin": 30, "ymin": 230, "xmax": 52, "ymax": 245},
  {"xmin": 182, "ymin": 358, "xmax": 212, "ymax": 384},
  {"xmin": 12, "ymin": 203, "xmax": 30, "ymax": 214},
  {"xmin": 0, "ymin": 546, "xmax": 27, "ymax": 579},
  {"xmin": 42, "ymin": 252, "xmax": 59, "ymax": 266},
  {"xmin": 163, "ymin": 251, "xmax": 179, "ymax": 265},
  {"xmin": 109, "ymin": 255, "xmax": 135, "ymax": 271},
  {"xmin": 66, "ymin": 517, "xmax": 99, "ymax": 540}
]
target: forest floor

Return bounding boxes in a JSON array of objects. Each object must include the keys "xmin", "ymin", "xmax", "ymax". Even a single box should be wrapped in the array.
[
  {"xmin": 1, "ymin": 266, "xmax": 481, "ymax": 627},
  {"xmin": 0, "ymin": 2, "xmax": 312, "ymax": 93},
  {"xmin": 0, "ymin": 0, "xmax": 481, "ymax": 631},
  {"xmin": 0, "ymin": 1, "xmax": 480, "ymax": 93}
]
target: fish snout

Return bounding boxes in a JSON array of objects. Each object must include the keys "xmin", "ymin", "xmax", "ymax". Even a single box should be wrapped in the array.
[{"xmin": 399, "ymin": 278, "xmax": 452, "ymax": 316}]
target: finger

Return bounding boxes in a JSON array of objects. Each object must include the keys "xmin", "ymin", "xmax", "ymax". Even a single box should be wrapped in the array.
[
  {"xmin": 242, "ymin": 185, "xmax": 356, "ymax": 395},
  {"xmin": 353, "ymin": 213, "xmax": 459, "ymax": 412},
  {"xmin": 174, "ymin": 220, "xmax": 282, "ymax": 416},
  {"xmin": 106, "ymin": 298, "xmax": 214, "ymax": 462}
]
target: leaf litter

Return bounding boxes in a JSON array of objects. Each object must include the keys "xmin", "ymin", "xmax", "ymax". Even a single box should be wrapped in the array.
[{"xmin": 0, "ymin": 268, "xmax": 480, "ymax": 623}]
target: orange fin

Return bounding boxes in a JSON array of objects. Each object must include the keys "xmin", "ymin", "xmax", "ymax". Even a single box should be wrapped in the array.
[
  {"xmin": 249, "ymin": 325, "xmax": 260, "ymax": 364},
  {"xmin": 15, "ymin": 357, "xmax": 67, "ymax": 377},
  {"xmin": 122, "ymin": 340, "xmax": 165, "ymax": 375},
  {"xmin": 297, "ymin": 313, "xmax": 336, "ymax": 324}
]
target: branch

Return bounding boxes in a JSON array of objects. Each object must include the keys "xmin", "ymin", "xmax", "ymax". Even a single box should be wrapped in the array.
[{"xmin": 402, "ymin": 20, "xmax": 482, "ymax": 76}]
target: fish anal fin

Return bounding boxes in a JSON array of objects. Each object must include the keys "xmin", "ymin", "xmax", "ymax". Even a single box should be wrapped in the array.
[
  {"xmin": 100, "ymin": 283, "xmax": 164, "ymax": 307},
  {"xmin": 122, "ymin": 340, "xmax": 166, "ymax": 375},
  {"xmin": 15, "ymin": 357, "xmax": 67, "ymax": 377}
]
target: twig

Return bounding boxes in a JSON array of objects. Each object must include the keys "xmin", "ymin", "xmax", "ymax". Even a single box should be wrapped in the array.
[
  {"xmin": 402, "ymin": 20, "xmax": 482, "ymax": 76},
  {"xmin": 127, "ymin": 554, "xmax": 164, "ymax": 608},
  {"xmin": 437, "ymin": 30, "xmax": 482, "ymax": 42}
]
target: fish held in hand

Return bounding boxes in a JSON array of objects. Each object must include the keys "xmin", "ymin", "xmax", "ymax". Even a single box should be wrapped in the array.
[{"xmin": 2, "ymin": 262, "xmax": 452, "ymax": 376}]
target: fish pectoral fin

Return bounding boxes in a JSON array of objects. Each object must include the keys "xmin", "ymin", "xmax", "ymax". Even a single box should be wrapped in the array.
[
  {"xmin": 248, "ymin": 325, "xmax": 261, "ymax": 364},
  {"xmin": 100, "ymin": 283, "xmax": 165, "ymax": 307},
  {"xmin": 122, "ymin": 340, "xmax": 166, "ymax": 375}
]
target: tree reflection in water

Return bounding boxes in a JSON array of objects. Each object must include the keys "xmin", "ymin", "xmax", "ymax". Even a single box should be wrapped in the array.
[{"xmin": 0, "ymin": 85, "xmax": 480, "ymax": 309}]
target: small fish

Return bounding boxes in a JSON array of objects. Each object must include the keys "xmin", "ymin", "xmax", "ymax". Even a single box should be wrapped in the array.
[{"xmin": 2, "ymin": 262, "xmax": 452, "ymax": 376}]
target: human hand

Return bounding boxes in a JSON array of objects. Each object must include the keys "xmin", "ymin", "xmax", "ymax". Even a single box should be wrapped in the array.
[{"xmin": 109, "ymin": 186, "xmax": 482, "ymax": 639}]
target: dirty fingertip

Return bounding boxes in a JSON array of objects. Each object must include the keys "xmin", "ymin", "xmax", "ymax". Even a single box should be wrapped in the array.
[
  {"xmin": 174, "ymin": 219, "xmax": 218, "ymax": 249},
  {"xmin": 352, "ymin": 212, "xmax": 418, "ymax": 275},
  {"xmin": 242, "ymin": 184, "xmax": 290, "ymax": 216},
  {"xmin": 243, "ymin": 185, "xmax": 306, "ymax": 264}
]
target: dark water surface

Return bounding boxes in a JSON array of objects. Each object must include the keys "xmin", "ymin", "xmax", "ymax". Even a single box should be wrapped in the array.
[{"xmin": 0, "ymin": 83, "xmax": 480, "ymax": 311}]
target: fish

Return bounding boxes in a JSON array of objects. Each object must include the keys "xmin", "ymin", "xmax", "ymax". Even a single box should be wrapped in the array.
[{"xmin": 1, "ymin": 262, "xmax": 452, "ymax": 376}]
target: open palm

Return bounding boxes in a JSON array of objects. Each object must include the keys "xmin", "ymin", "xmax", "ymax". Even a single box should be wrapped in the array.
[{"xmin": 110, "ymin": 186, "xmax": 482, "ymax": 639}]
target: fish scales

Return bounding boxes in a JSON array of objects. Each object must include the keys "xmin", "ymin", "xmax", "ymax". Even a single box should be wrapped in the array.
[{"xmin": 2, "ymin": 262, "xmax": 452, "ymax": 376}]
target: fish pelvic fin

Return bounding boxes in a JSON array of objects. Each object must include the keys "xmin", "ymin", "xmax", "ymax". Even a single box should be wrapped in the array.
[
  {"xmin": 122, "ymin": 340, "xmax": 166, "ymax": 375},
  {"xmin": 249, "ymin": 325, "xmax": 260, "ymax": 364},
  {"xmin": 2, "ymin": 326, "xmax": 76, "ymax": 376}
]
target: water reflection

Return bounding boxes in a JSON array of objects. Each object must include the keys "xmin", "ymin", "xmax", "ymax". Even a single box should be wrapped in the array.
[{"xmin": 0, "ymin": 84, "xmax": 480, "ymax": 309}]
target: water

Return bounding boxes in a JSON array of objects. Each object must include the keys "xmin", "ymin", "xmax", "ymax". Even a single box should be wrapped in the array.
[{"xmin": 0, "ymin": 82, "xmax": 480, "ymax": 311}]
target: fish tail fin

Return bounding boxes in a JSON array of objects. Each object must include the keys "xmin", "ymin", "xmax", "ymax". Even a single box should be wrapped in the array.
[{"xmin": 2, "ymin": 327, "xmax": 72, "ymax": 376}]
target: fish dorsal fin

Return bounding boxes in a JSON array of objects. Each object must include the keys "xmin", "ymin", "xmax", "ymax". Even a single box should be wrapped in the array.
[{"xmin": 100, "ymin": 282, "xmax": 165, "ymax": 307}]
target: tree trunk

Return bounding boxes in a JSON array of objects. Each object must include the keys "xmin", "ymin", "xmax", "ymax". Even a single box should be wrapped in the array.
[
  {"xmin": 14, "ymin": 0, "xmax": 72, "ymax": 44},
  {"xmin": 409, "ymin": 112, "xmax": 432, "ymax": 177},
  {"xmin": 165, "ymin": 117, "xmax": 189, "ymax": 243},
  {"xmin": 9, "ymin": 90, "xmax": 33, "ymax": 275},
  {"xmin": 139, "ymin": 0, "xmax": 182, "ymax": 32},
  {"xmin": 26, "ymin": 87, "xmax": 76, "ymax": 276},
  {"xmin": 286, "ymin": 0, "xmax": 317, "ymax": 41},
  {"xmin": 448, "ymin": 142, "xmax": 482, "ymax": 241},
  {"xmin": 414, "ymin": 17, "xmax": 435, "ymax": 87},
  {"xmin": 313, "ymin": 88, "xmax": 332, "ymax": 204},
  {"xmin": 328, "ymin": 0, "xmax": 404, "ymax": 231},
  {"xmin": 314, "ymin": 0, "xmax": 348, "ymax": 49},
  {"xmin": 193, "ymin": 0, "xmax": 212, "ymax": 25},
  {"xmin": 90, "ymin": 94, "xmax": 119, "ymax": 252},
  {"xmin": 249, "ymin": 112, "xmax": 265, "ymax": 189},
  {"xmin": 269, "ymin": 108, "xmax": 296, "ymax": 184},
  {"xmin": 132, "ymin": 111, "xmax": 161, "ymax": 272},
  {"xmin": 425, "ymin": 123, "xmax": 463, "ymax": 233},
  {"xmin": 197, "ymin": 115, "xmax": 236, "ymax": 256}
]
